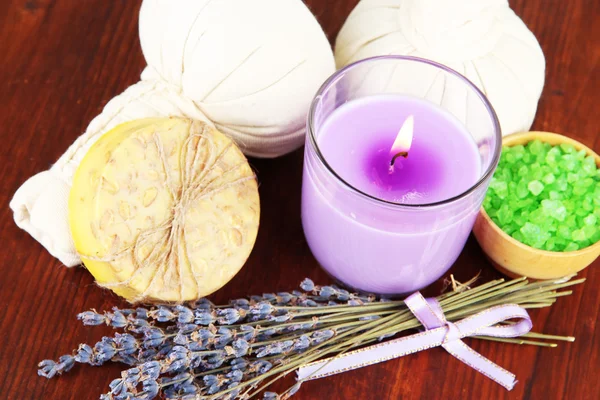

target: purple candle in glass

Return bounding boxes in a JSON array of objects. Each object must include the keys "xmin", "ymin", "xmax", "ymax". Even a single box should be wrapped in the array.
[
  {"xmin": 302, "ymin": 56, "xmax": 501, "ymax": 295},
  {"xmin": 320, "ymin": 96, "xmax": 481, "ymax": 205}
]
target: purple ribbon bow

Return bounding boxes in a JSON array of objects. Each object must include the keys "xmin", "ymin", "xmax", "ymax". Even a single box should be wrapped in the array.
[{"xmin": 297, "ymin": 292, "xmax": 532, "ymax": 390}]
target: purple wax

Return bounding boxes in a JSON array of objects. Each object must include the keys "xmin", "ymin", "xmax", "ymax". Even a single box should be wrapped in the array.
[
  {"xmin": 319, "ymin": 95, "xmax": 480, "ymax": 204},
  {"xmin": 302, "ymin": 94, "xmax": 485, "ymax": 295}
]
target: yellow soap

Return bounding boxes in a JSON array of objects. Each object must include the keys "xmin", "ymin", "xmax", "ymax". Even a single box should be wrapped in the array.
[{"xmin": 69, "ymin": 118, "xmax": 260, "ymax": 303}]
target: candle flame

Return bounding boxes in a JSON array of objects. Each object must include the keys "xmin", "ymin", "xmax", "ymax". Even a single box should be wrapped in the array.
[
  {"xmin": 389, "ymin": 116, "xmax": 414, "ymax": 167},
  {"xmin": 391, "ymin": 115, "xmax": 414, "ymax": 156}
]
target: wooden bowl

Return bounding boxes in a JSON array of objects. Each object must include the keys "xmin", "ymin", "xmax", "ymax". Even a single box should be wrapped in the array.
[{"xmin": 473, "ymin": 131, "xmax": 600, "ymax": 279}]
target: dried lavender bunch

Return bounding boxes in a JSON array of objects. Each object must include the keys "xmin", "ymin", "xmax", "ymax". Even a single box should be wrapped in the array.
[{"xmin": 38, "ymin": 277, "xmax": 581, "ymax": 399}]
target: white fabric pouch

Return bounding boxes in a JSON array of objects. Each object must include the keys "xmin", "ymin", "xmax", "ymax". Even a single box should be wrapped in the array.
[{"xmin": 10, "ymin": 0, "xmax": 335, "ymax": 266}]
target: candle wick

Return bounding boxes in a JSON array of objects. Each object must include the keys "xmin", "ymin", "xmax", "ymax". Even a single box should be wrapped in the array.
[{"xmin": 390, "ymin": 151, "xmax": 409, "ymax": 166}]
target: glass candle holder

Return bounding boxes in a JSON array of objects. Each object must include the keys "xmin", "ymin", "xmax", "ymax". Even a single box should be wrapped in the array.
[{"xmin": 301, "ymin": 56, "xmax": 502, "ymax": 295}]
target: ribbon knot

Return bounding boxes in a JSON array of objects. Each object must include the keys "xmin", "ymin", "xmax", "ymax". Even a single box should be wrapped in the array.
[
  {"xmin": 442, "ymin": 321, "xmax": 461, "ymax": 344},
  {"xmin": 298, "ymin": 291, "xmax": 533, "ymax": 390},
  {"xmin": 404, "ymin": 292, "xmax": 532, "ymax": 389}
]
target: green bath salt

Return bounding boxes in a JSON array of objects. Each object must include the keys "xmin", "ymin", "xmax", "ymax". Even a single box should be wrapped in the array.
[{"xmin": 483, "ymin": 140, "xmax": 600, "ymax": 252}]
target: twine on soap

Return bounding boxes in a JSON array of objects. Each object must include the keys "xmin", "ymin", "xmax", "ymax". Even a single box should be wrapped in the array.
[{"xmin": 80, "ymin": 120, "xmax": 255, "ymax": 303}]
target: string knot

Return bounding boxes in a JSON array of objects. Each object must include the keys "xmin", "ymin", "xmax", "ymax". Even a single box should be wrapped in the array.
[{"xmin": 78, "ymin": 120, "xmax": 256, "ymax": 303}]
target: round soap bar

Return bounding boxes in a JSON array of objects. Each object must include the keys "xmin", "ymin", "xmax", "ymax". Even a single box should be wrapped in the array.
[{"xmin": 69, "ymin": 118, "xmax": 260, "ymax": 303}]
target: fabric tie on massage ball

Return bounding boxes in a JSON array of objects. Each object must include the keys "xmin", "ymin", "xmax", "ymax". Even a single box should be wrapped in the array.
[
  {"xmin": 10, "ymin": 0, "xmax": 335, "ymax": 267},
  {"xmin": 335, "ymin": 0, "xmax": 546, "ymax": 136}
]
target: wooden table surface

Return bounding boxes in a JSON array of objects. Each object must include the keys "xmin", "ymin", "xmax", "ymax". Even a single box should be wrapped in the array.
[{"xmin": 1, "ymin": 1, "xmax": 598, "ymax": 399}]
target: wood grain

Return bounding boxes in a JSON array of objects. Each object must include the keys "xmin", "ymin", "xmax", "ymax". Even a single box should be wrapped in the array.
[{"xmin": 0, "ymin": 0, "xmax": 598, "ymax": 399}]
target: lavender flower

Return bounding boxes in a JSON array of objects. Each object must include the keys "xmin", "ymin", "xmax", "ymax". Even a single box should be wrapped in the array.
[
  {"xmin": 157, "ymin": 344, "xmax": 173, "ymax": 358},
  {"xmin": 203, "ymin": 374, "xmax": 223, "ymax": 395},
  {"xmin": 143, "ymin": 328, "xmax": 166, "ymax": 349},
  {"xmin": 300, "ymin": 278, "xmax": 315, "ymax": 292},
  {"xmin": 260, "ymin": 328, "xmax": 278, "ymax": 337},
  {"xmin": 230, "ymin": 358, "xmax": 248, "ymax": 371},
  {"xmin": 138, "ymin": 349, "xmax": 158, "ymax": 362},
  {"xmin": 250, "ymin": 295, "xmax": 263, "ymax": 303},
  {"xmin": 217, "ymin": 308, "xmax": 241, "ymax": 325},
  {"xmin": 37, "ymin": 278, "xmax": 434, "ymax": 400},
  {"xmin": 162, "ymin": 373, "xmax": 196, "ymax": 398},
  {"xmin": 226, "ymin": 369, "xmax": 243, "ymax": 383},
  {"xmin": 207, "ymin": 384, "xmax": 221, "ymax": 395},
  {"xmin": 238, "ymin": 325, "xmax": 256, "ymax": 341},
  {"xmin": 129, "ymin": 318, "xmax": 151, "ymax": 334},
  {"xmin": 293, "ymin": 335, "xmax": 311, "ymax": 352},
  {"xmin": 216, "ymin": 327, "xmax": 233, "ymax": 348},
  {"xmin": 194, "ymin": 310, "xmax": 214, "ymax": 325},
  {"xmin": 335, "ymin": 289, "xmax": 351, "ymax": 302},
  {"xmin": 163, "ymin": 388, "xmax": 178, "ymax": 400},
  {"xmin": 250, "ymin": 302, "xmax": 273, "ymax": 319},
  {"xmin": 141, "ymin": 380, "xmax": 159, "ymax": 399},
  {"xmin": 108, "ymin": 311, "xmax": 128, "ymax": 328},
  {"xmin": 284, "ymin": 324, "xmax": 304, "ymax": 333},
  {"xmin": 122, "ymin": 367, "xmax": 141, "ymax": 388},
  {"xmin": 256, "ymin": 339, "xmax": 294, "ymax": 357},
  {"xmin": 117, "ymin": 354, "xmax": 138, "ymax": 366},
  {"xmin": 77, "ymin": 310, "xmax": 106, "ymax": 326},
  {"xmin": 173, "ymin": 333, "xmax": 188, "ymax": 346},
  {"xmin": 311, "ymin": 330, "xmax": 335, "ymax": 344},
  {"xmin": 191, "ymin": 298, "xmax": 214, "ymax": 311},
  {"xmin": 37, "ymin": 355, "xmax": 75, "ymax": 379},
  {"xmin": 174, "ymin": 383, "xmax": 198, "ymax": 397},
  {"xmin": 188, "ymin": 341, "xmax": 207, "ymax": 353},
  {"xmin": 37, "ymin": 360, "xmax": 59, "ymax": 379},
  {"xmin": 164, "ymin": 372, "xmax": 193, "ymax": 386},
  {"xmin": 300, "ymin": 322, "xmax": 317, "ymax": 330},
  {"xmin": 203, "ymin": 353, "xmax": 225, "ymax": 369},
  {"xmin": 263, "ymin": 293, "xmax": 277, "ymax": 303},
  {"xmin": 115, "ymin": 333, "xmax": 138, "ymax": 355},
  {"xmin": 188, "ymin": 351, "xmax": 204, "ymax": 369},
  {"xmin": 74, "ymin": 344, "xmax": 94, "ymax": 364},
  {"xmin": 203, "ymin": 374, "xmax": 219, "ymax": 387},
  {"xmin": 165, "ymin": 346, "xmax": 190, "ymax": 373},
  {"xmin": 190, "ymin": 328, "xmax": 214, "ymax": 345},
  {"xmin": 151, "ymin": 306, "xmax": 176, "ymax": 322},
  {"xmin": 231, "ymin": 339, "xmax": 249, "ymax": 357},
  {"xmin": 136, "ymin": 308, "xmax": 149, "ymax": 319},
  {"xmin": 276, "ymin": 292, "xmax": 294, "ymax": 305},
  {"xmin": 319, "ymin": 286, "xmax": 337, "ymax": 298},
  {"xmin": 58, "ymin": 355, "xmax": 75, "ymax": 373},
  {"xmin": 109, "ymin": 378, "xmax": 127, "ymax": 396},
  {"xmin": 175, "ymin": 306, "xmax": 194, "ymax": 324},
  {"xmin": 269, "ymin": 313, "xmax": 293, "ymax": 323},
  {"xmin": 140, "ymin": 361, "xmax": 161, "ymax": 381},
  {"xmin": 95, "ymin": 337, "xmax": 117, "ymax": 363},
  {"xmin": 226, "ymin": 384, "xmax": 241, "ymax": 400},
  {"xmin": 179, "ymin": 383, "xmax": 198, "ymax": 394},
  {"xmin": 230, "ymin": 298, "xmax": 250, "ymax": 310},
  {"xmin": 298, "ymin": 299, "xmax": 318, "ymax": 307},
  {"xmin": 178, "ymin": 324, "xmax": 198, "ymax": 334}
]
